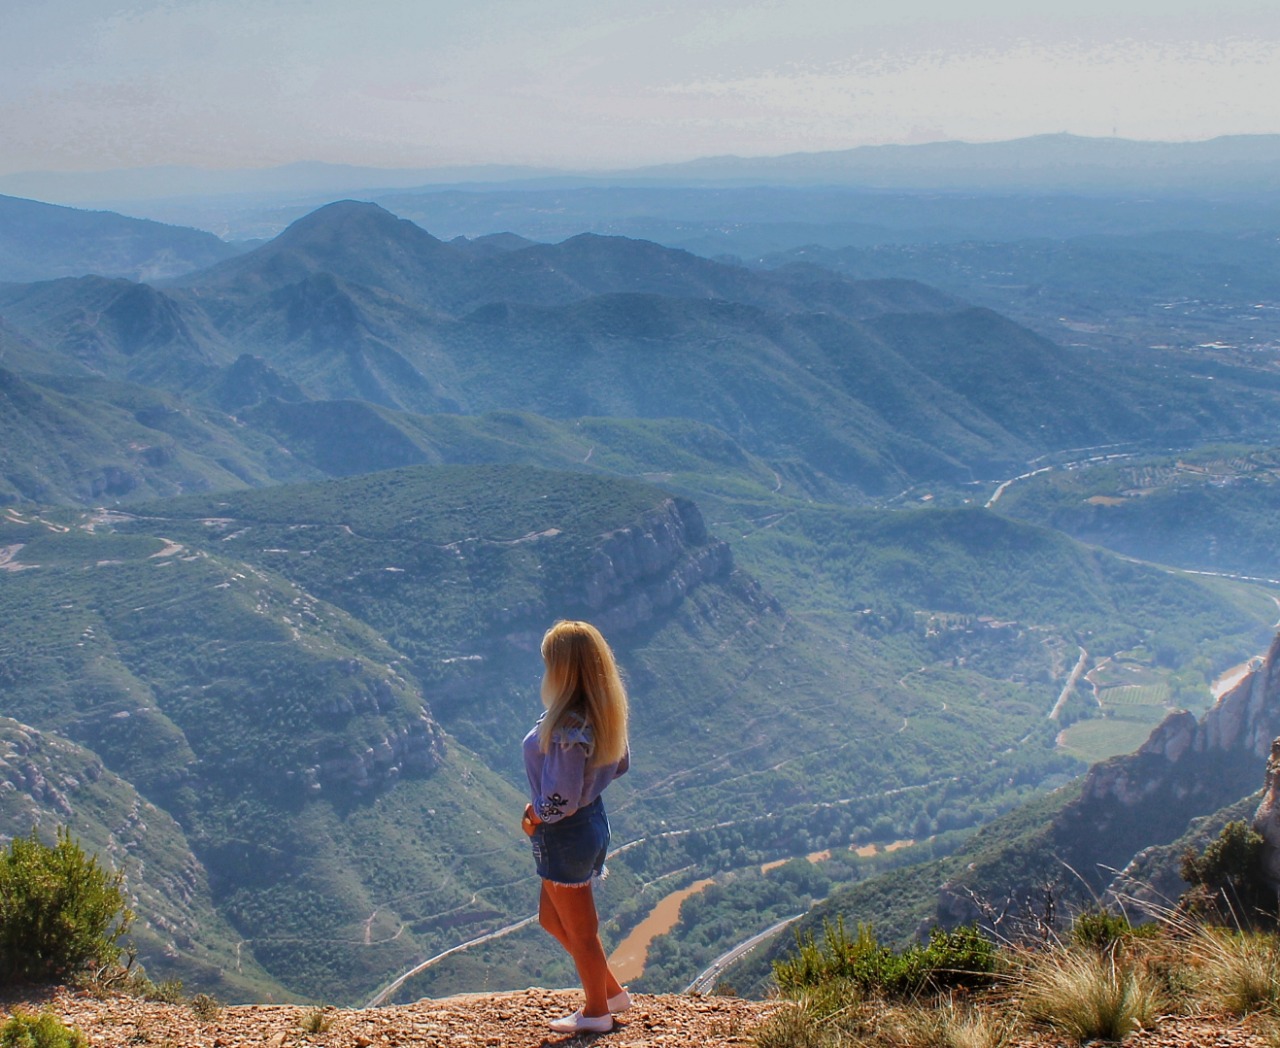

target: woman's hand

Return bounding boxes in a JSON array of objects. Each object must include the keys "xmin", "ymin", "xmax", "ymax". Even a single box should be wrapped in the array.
[{"xmin": 521, "ymin": 803, "xmax": 541, "ymax": 836}]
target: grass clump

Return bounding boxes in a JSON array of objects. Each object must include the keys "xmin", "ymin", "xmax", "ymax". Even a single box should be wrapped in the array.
[
  {"xmin": 0, "ymin": 827, "xmax": 133, "ymax": 984},
  {"xmin": 884, "ymin": 1000, "xmax": 1015, "ymax": 1048},
  {"xmin": 1019, "ymin": 946, "xmax": 1163, "ymax": 1043},
  {"xmin": 1187, "ymin": 926, "xmax": 1280, "ymax": 1016},
  {"xmin": 0, "ymin": 1009, "xmax": 88, "ymax": 1048},
  {"xmin": 754, "ymin": 980, "xmax": 872, "ymax": 1048},
  {"xmin": 299, "ymin": 1008, "xmax": 334, "ymax": 1034}
]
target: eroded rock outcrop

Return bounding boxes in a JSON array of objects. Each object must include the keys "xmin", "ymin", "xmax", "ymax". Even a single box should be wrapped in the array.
[
  {"xmin": 307, "ymin": 710, "xmax": 443, "ymax": 794},
  {"xmin": 580, "ymin": 498, "xmax": 732, "ymax": 634},
  {"xmin": 1252, "ymin": 736, "xmax": 1280, "ymax": 905},
  {"xmin": 1078, "ymin": 633, "xmax": 1280, "ymax": 823},
  {"xmin": 938, "ymin": 632, "xmax": 1280, "ymax": 929}
]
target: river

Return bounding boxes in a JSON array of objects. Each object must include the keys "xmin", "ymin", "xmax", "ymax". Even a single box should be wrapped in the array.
[{"xmin": 608, "ymin": 878, "xmax": 716, "ymax": 983}]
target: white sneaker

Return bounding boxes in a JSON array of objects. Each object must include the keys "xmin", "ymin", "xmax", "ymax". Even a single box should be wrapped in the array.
[
  {"xmin": 549, "ymin": 1009, "xmax": 614, "ymax": 1034},
  {"xmin": 607, "ymin": 989, "xmax": 632, "ymax": 1014}
]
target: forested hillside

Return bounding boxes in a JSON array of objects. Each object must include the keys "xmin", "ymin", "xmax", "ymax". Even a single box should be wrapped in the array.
[{"xmin": 2, "ymin": 193, "xmax": 1279, "ymax": 1003}]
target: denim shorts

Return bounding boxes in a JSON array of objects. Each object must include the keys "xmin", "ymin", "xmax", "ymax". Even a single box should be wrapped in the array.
[{"xmin": 530, "ymin": 796, "xmax": 610, "ymax": 886}]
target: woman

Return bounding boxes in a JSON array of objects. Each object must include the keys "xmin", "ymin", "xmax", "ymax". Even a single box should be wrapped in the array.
[{"xmin": 522, "ymin": 620, "xmax": 632, "ymax": 1033}]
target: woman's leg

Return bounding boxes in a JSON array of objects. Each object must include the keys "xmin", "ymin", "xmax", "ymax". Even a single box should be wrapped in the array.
[
  {"xmin": 538, "ymin": 882, "xmax": 571, "ymax": 951},
  {"xmin": 542, "ymin": 880, "xmax": 624, "ymax": 1015}
]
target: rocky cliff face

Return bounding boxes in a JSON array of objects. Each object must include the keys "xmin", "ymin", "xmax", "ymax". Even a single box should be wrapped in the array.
[
  {"xmin": 306, "ymin": 709, "xmax": 443, "ymax": 794},
  {"xmin": 488, "ymin": 497, "xmax": 735, "ymax": 641},
  {"xmin": 938, "ymin": 632, "xmax": 1280, "ymax": 927},
  {"xmin": 1253, "ymin": 736, "xmax": 1280, "ymax": 902},
  {"xmin": 583, "ymin": 498, "xmax": 733, "ymax": 635},
  {"xmin": 1072, "ymin": 633, "xmax": 1280, "ymax": 838}
]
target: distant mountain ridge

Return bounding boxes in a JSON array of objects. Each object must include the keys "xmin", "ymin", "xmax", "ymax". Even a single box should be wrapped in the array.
[
  {"xmin": 0, "ymin": 194, "xmax": 242, "ymax": 282},
  {"xmin": 5, "ymin": 199, "xmax": 1279, "ymax": 506},
  {"xmin": 5, "ymin": 134, "xmax": 1279, "ymax": 209},
  {"xmin": 628, "ymin": 133, "xmax": 1280, "ymax": 191}
]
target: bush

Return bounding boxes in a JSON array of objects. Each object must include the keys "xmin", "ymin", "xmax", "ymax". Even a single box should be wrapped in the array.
[
  {"xmin": 1180, "ymin": 822, "xmax": 1277, "ymax": 929},
  {"xmin": 189, "ymin": 993, "xmax": 221, "ymax": 1021},
  {"xmin": 775, "ymin": 919, "xmax": 998, "ymax": 1000},
  {"xmin": 0, "ymin": 1009, "xmax": 88, "ymax": 1048},
  {"xmin": 0, "ymin": 827, "xmax": 134, "ymax": 984},
  {"xmin": 1070, "ymin": 908, "xmax": 1155, "ymax": 951}
]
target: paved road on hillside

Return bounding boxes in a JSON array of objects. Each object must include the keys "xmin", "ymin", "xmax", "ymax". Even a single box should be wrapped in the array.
[
  {"xmin": 685, "ymin": 914, "xmax": 804, "ymax": 994},
  {"xmin": 1048, "ymin": 646, "xmax": 1089, "ymax": 721},
  {"xmin": 366, "ymin": 916, "xmax": 538, "ymax": 1007}
]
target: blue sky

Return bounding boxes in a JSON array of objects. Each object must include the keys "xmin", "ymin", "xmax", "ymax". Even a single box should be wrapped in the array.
[{"xmin": 2, "ymin": 0, "xmax": 1278, "ymax": 173}]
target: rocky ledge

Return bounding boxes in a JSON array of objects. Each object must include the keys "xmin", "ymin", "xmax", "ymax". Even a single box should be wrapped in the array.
[
  {"xmin": 1, "ymin": 988, "xmax": 1272, "ymax": 1048},
  {"xmin": 1, "ymin": 988, "xmax": 771, "ymax": 1048}
]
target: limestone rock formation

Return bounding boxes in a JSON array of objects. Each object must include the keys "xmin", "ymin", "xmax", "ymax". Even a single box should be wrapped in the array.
[
  {"xmin": 1252, "ymin": 735, "xmax": 1280, "ymax": 907},
  {"xmin": 939, "ymin": 632, "xmax": 1280, "ymax": 928}
]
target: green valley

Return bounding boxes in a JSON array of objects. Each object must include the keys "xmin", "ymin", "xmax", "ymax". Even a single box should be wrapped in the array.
[{"xmin": 2, "ymin": 188, "xmax": 1279, "ymax": 1006}]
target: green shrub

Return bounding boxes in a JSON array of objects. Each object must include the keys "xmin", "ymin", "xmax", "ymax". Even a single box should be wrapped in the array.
[
  {"xmin": 1180, "ymin": 822, "xmax": 1277, "ymax": 929},
  {"xmin": 140, "ymin": 977, "xmax": 184, "ymax": 1004},
  {"xmin": 1070, "ymin": 908, "xmax": 1149, "ymax": 951},
  {"xmin": 775, "ymin": 918, "xmax": 998, "ymax": 999},
  {"xmin": 0, "ymin": 1009, "xmax": 88, "ymax": 1048},
  {"xmin": 0, "ymin": 828, "xmax": 134, "ymax": 984},
  {"xmin": 189, "ymin": 993, "xmax": 221, "ymax": 1021}
]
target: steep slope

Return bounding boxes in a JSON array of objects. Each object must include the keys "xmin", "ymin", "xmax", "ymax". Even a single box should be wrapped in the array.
[
  {"xmin": 731, "ymin": 631, "xmax": 1280, "ymax": 995},
  {"xmin": 0, "ymin": 369, "xmax": 319, "ymax": 504},
  {"xmin": 0, "ymin": 275, "xmax": 229, "ymax": 389},
  {"xmin": 0, "ymin": 718, "xmax": 281, "ymax": 999}
]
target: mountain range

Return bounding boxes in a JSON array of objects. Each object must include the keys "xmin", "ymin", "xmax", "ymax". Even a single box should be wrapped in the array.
[
  {"xmin": 5, "ymin": 134, "xmax": 1279, "ymax": 209},
  {"xmin": 4, "ymin": 199, "xmax": 1280, "ymax": 508},
  {"xmin": 2, "ymin": 188, "xmax": 1279, "ymax": 1003}
]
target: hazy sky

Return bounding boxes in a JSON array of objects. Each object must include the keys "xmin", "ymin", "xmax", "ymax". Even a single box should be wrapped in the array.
[{"xmin": 3, "ymin": 0, "xmax": 1278, "ymax": 174}]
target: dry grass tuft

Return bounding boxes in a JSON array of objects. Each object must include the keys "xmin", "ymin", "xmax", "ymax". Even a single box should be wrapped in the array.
[
  {"xmin": 1016, "ymin": 946, "xmax": 1163, "ymax": 1044},
  {"xmin": 884, "ymin": 999, "xmax": 1016, "ymax": 1048},
  {"xmin": 1186, "ymin": 926, "xmax": 1280, "ymax": 1016}
]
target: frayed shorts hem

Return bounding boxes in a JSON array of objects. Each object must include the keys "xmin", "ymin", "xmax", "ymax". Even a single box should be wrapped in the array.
[
  {"xmin": 530, "ymin": 797, "xmax": 609, "ymax": 885},
  {"xmin": 543, "ymin": 864, "xmax": 609, "ymax": 889}
]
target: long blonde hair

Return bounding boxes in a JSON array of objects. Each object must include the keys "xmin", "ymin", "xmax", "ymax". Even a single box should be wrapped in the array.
[{"xmin": 538, "ymin": 620, "xmax": 629, "ymax": 767}]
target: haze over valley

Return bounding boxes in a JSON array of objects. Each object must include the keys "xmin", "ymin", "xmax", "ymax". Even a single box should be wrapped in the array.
[
  {"xmin": 3, "ymin": 0, "xmax": 1280, "ymax": 1007},
  {"xmin": 3, "ymin": 129, "xmax": 1280, "ymax": 1002}
]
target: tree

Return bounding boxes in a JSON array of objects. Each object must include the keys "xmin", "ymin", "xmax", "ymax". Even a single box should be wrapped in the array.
[
  {"xmin": 1180, "ymin": 821, "xmax": 1277, "ymax": 930},
  {"xmin": 0, "ymin": 827, "xmax": 134, "ymax": 983}
]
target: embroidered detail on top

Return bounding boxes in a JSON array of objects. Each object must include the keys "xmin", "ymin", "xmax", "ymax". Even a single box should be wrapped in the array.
[{"xmin": 538, "ymin": 793, "xmax": 570, "ymax": 819}]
